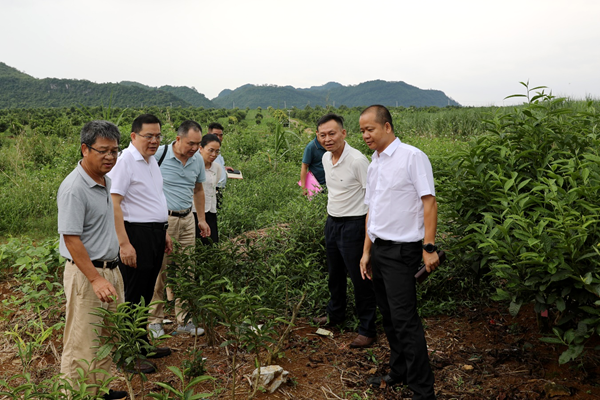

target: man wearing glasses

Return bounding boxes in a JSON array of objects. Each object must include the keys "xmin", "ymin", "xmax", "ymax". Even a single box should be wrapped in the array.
[
  {"xmin": 148, "ymin": 120, "xmax": 210, "ymax": 338},
  {"xmin": 58, "ymin": 120, "xmax": 127, "ymax": 399},
  {"xmin": 107, "ymin": 114, "xmax": 173, "ymax": 374}
]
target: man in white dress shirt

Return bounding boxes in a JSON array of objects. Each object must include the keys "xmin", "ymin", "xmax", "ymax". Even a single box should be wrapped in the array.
[{"xmin": 359, "ymin": 105, "xmax": 439, "ymax": 399}]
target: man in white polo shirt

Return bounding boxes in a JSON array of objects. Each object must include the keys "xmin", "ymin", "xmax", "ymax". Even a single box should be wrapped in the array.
[
  {"xmin": 313, "ymin": 113, "xmax": 377, "ymax": 348},
  {"xmin": 107, "ymin": 114, "xmax": 173, "ymax": 373},
  {"xmin": 359, "ymin": 105, "xmax": 439, "ymax": 399},
  {"xmin": 149, "ymin": 120, "xmax": 210, "ymax": 338}
]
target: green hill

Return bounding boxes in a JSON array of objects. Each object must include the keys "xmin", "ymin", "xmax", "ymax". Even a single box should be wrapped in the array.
[
  {"xmin": 0, "ymin": 77, "xmax": 190, "ymax": 108},
  {"xmin": 0, "ymin": 62, "xmax": 35, "ymax": 80},
  {"xmin": 213, "ymin": 80, "xmax": 460, "ymax": 109},
  {"xmin": 159, "ymin": 85, "xmax": 215, "ymax": 108}
]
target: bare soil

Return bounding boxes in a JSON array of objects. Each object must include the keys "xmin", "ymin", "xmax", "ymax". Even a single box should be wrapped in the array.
[{"xmin": 1, "ymin": 275, "xmax": 599, "ymax": 399}]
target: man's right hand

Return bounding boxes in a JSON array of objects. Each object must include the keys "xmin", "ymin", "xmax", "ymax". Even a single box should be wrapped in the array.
[
  {"xmin": 90, "ymin": 276, "xmax": 119, "ymax": 303},
  {"xmin": 119, "ymin": 243, "xmax": 137, "ymax": 268}
]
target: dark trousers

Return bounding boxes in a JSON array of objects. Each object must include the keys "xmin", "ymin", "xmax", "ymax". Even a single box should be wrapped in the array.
[
  {"xmin": 325, "ymin": 215, "xmax": 377, "ymax": 338},
  {"xmin": 118, "ymin": 222, "xmax": 167, "ymax": 307},
  {"xmin": 200, "ymin": 212, "xmax": 219, "ymax": 245},
  {"xmin": 371, "ymin": 240, "xmax": 435, "ymax": 400},
  {"xmin": 194, "ymin": 211, "xmax": 219, "ymax": 244}
]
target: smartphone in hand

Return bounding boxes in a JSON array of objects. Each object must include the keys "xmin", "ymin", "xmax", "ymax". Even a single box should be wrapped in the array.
[{"xmin": 415, "ymin": 250, "xmax": 446, "ymax": 284}]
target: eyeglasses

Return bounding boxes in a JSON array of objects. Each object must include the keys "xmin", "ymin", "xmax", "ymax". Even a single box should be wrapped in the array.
[
  {"xmin": 205, "ymin": 148, "xmax": 220, "ymax": 155},
  {"xmin": 136, "ymin": 133, "xmax": 163, "ymax": 142},
  {"xmin": 87, "ymin": 144, "xmax": 119, "ymax": 158}
]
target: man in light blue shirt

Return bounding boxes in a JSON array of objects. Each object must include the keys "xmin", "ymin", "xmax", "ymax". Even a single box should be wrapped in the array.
[{"xmin": 149, "ymin": 120, "xmax": 210, "ymax": 338}]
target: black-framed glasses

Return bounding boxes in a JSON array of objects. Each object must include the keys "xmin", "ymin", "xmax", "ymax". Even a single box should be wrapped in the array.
[
  {"xmin": 87, "ymin": 144, "xmax": 119, "ymax": 158},
  {"xmin": 136, "ymin": 133, "xmax": 163, "ymax": 142}
]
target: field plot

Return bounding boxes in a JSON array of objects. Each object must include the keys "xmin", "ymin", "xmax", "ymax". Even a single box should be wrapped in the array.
[{"xmin": 1, "ymin": 91, "xmax": 600, "ymax": 398}]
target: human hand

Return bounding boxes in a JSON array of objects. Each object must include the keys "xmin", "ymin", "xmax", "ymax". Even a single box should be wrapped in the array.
[
  {"xmin": 90, "ymin": 276, "xmax": 118, "ymax": 303},
  {"xmin": 165, "ymin": 233, "xmax": 173, "ymax": 255},
  {"xmin": 119, "ymin": 243, "xmax": 137, "ymax": 268},
  {"xmin": 198, "ymin": 220, "xmax": 211, "ymax": 238},
  {"xmin": 423, "ymin": 250, "xmax": 440, "ymax": 273},
  {"xmin": 360, "ymin": 253, "xmax": 372, "ymax": 280}
]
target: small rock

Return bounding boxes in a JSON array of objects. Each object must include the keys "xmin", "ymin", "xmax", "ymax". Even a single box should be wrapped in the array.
[
  {"xmin": 249, "ymin": 365, "xmax": 289, "ymax": 393},
  {"xmin": 544, "ymin": 381, "xmax": 571, "ymax": 397}
]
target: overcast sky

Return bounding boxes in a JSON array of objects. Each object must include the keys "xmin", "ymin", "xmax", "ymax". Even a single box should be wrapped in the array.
[{"xmin": 2, "ymin": 0, "xmax": 598, "ymax": 106}]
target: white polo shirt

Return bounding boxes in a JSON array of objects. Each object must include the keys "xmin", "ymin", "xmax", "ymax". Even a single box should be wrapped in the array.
[
  {"xmin": 107, "ymin": 143, "xmax": 168, "ymax": 223},
  {"xmin": 322, "ymin": 142, "xmax": 370, "ymax": 218},
  {"xmin": 365, "ymin": 138, "xmax": 435, "ymax": 243}
]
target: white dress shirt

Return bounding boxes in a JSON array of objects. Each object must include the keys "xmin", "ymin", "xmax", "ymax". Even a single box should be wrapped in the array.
[
  {"xmin": 365, "ymin": 138, "xmax": 435, "ymax": 243},
  {"xmin": 107, "ymin": 143, "xmax": 168, "ymax": 223}
]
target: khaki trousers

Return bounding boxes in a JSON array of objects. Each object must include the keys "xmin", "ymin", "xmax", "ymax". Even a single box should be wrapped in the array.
[
  {"xmin": 60, "ymin": 260, "xmax": 124, "ymax": 393},
  {"xmin": 149, "ymin": 212, "xmax": 195, "ymax": 325}
]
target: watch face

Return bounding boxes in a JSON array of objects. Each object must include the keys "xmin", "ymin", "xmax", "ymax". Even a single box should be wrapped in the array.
[{"xmin": 423, "ymin": 243, "xmax": 436, "ymax": 253}]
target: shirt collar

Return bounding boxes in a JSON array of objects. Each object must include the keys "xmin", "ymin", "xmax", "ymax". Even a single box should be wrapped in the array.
[
  {"xmin": 76, "ymin": 160, "xmax": 105, "ymax": 188},
  {"xmin": 128, "ymin": 142, "xmax": 145, "ymax": 162},
  {"xmin": 375, "ymin": 137, "xmax": 401, "ymax": 158},
  {"xmin": 314, "ymin": 137, "xmax": 325, "ymax": 150},
  {"xmin": 333, "ymin": 141, "xmax": 351, "ymax": 166}
]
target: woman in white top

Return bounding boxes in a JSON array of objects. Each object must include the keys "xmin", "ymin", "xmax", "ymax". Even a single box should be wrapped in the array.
[{"xmin": 199, "ymin": 134, "xmax": 222, "ymax": 245}]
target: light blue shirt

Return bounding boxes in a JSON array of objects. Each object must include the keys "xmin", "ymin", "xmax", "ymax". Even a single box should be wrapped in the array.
[
  {"xmin": 214, "ymin": 154, "xmax": 227, "ymax": 188},
  {"xmin": 155, "ymin": 143, "xmax": 206, "ymax": 211}
]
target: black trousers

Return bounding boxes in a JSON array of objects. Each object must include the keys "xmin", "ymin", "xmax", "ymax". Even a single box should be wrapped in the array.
[
  {"xmin": 194, "ymin": 211, "xmax": 219, "ymax": 245},
  {"xmin": 371, "ymin": 240, "xmax": 435, "ymax": 400},
  {"xmin": 200, "ymin": 212, "xmax": 219, "ymax": 246},
  {"xmin": 118, "ymin": 222, "xmax": 167, "ymax": 307},
  {"xmin": 325, "ymin": 215, "xmax": 377, "ymax": 337}
]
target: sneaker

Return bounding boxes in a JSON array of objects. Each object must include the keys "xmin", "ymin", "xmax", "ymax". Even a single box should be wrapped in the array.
[
  {"xmin": 149, "ymin": 323, "xmax": 165, "ymax": 338},
  {"xmin": 176, "ymin": 322, "xmax": 205, "ymax": 336},
  {"xmin": 103, "ymin": 388, "xmax": 128, "ymax": 399}
]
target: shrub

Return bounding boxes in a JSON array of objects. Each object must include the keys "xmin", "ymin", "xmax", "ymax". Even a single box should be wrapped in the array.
[{"xmin": 447, "ymin": 83, "xmax": 600, "ymax": 363}]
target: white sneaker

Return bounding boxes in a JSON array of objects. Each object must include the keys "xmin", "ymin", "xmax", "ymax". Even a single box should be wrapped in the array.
[
  {"xmin": 149, "ymin": 323, "xmax": 165, "ymax": 338},
  {"xmin": 176, "ymin": 322, "xmax": 205, "ymax": 336}
]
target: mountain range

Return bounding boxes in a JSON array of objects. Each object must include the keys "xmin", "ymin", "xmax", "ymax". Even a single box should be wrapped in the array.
[{"xmin": 0, "ymin": 62, "xmax": 460, "ymax": 109}]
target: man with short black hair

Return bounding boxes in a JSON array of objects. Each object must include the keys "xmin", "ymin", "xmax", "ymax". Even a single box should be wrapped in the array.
[
  {"xmin": 58, "ymin": 120, "xmax": 127, "ymax": 399},
  {"xmin": 107, "ymin": 114, "xmax": 173, "ymax": 374},
  {"xmin": 313, "ymin": 113, "xmax": 377, "ymax": 348},
  {"xmin": 360, "ymin": 105, "xmax": 439, "ymax": 399},
  {"xmin": 149, "ymin": 120, "xmax": 210, "ymax": 338}
]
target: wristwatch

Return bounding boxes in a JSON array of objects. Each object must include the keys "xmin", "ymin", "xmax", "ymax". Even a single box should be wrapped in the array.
[{"xmin": 422, "ymin": 243, "xmax": 438, "ymax": 253}]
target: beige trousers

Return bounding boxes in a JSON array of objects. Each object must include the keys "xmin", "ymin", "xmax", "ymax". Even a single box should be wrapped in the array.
[
  {"xmin": 149, "ymin": 212, "xmax": 196, "ymax": 325},
  {"xmin": 60, "ymin": 260, "xmax": 124, "ymax": 393}
]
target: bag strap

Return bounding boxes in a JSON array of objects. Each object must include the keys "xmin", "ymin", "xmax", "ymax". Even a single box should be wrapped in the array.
[{"xmin": 157, "ymin": 143, "xmax": 172, "ymax": 167}]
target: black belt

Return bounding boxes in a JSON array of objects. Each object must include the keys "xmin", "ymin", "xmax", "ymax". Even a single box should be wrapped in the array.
[
  {"xmin": 328, "ymin": 214, "xmax": 366, "ymax": 222},
  {"xmin": 126, "ymin": 221, "xmax": 169, "ymax": 231},
  {"xmin": 168, "ymin": 207, "xmax": 192, "ymax": 218},
  {"xmin": 66, "ymin": 258, "xmax": 119, "ymax": 269},
  {"xmin": 374, "ymin": 238, "xmax": 416, "ymax": 246}
]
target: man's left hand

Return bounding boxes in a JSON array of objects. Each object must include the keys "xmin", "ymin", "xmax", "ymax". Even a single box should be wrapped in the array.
[
  {"xmin": 198, "ymin": 220, "xmax": 211, "ymax": 238},
  {"xmin": 423, "ymin": 250, "xmax": 440, "ymax": 273}
]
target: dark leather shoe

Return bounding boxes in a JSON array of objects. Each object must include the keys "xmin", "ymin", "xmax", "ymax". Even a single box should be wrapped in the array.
[
  {"xmin": 123, "ymin": 358, "xmax": 156, "ymax": 374},
  {"xmin": 146, "ymin": 346, "xmax": 171, "ymax": 359},
  {"xmin": 367, "ymin": 374, "xmax": 402, "ymax": 387},
  {"xmin": 350, "ymin": 334, "xmax": 376, "ymax": 348},
  {"xmin": 103, "ymin": 388, "xmax": 127, "ymax": 399}
]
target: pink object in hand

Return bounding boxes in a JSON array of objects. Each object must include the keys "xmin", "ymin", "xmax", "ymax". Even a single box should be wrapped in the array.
[{"xmin": 298, "ymin": 171, "xmax": 322, "ymax": 198}]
